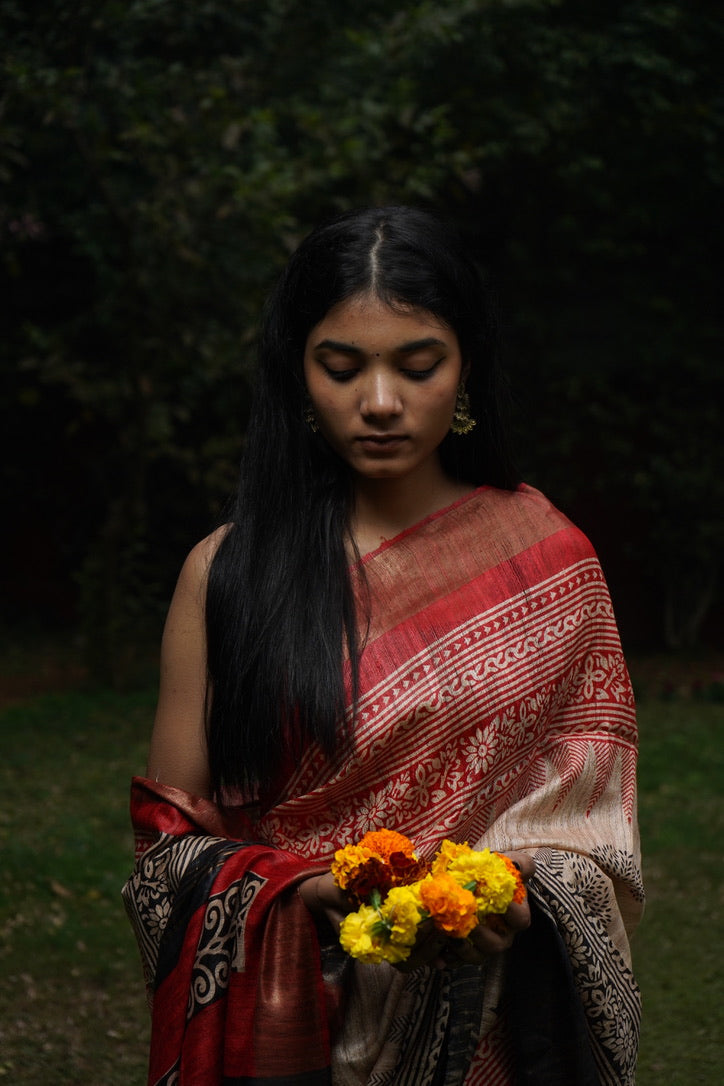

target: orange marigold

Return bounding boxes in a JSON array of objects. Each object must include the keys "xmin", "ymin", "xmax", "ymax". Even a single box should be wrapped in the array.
[
  {"xmin": 418, "ymin": 872, "xmax": 479, "ymax": 939},
  {"xmin": 331, "ymin": 844, "xmax": 374, "ymax": 887},
  {"xmin": 497, "ymin": 853, "xmax": 527, "ymax": 904},
  {"xmin": 332, "ymin": 830, "xmax": 428, "ymax": 903},
  {"xmin": 356, "ymin": 829, "xmax": 416, "ymax": 860}
]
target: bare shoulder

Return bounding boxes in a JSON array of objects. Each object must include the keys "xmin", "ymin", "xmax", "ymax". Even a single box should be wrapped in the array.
[
  {"xmin": 175, "ymin": 524, "xmax": 230, "ymax": 601},
  {"xmin": 146, "ymin": 525, "xmax": 231, "ymax": 798}
]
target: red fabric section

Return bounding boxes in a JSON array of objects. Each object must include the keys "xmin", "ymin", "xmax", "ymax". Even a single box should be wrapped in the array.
[
  {"xmin": 356, "ymin": 521, "xmax": 595, "ymax": 692},
  {"xmin": 254, "ymin": 486, "xmax": 639, "ymax": 867},
  {"xmin": 129, "ymin": 779, "xmax": 332, "ymax": 1085}
]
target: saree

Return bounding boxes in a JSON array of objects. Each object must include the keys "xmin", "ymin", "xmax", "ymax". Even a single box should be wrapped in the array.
[{"xmin": 124, "ymin": 484, "xmax": 643, "ymax": 1085}]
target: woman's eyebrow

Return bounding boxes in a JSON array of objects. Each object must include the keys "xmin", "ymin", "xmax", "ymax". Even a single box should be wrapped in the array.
[
  {"xmin": 312, "ymin": 336, "xmax": 447, "ymax": 354},
  {"xmin": 312, "ymin": 338, "xmax": 363, "ymax": 355},
  {"xmin": 396, "ymin": 337, "xmax": 447, "ymax": 355}
]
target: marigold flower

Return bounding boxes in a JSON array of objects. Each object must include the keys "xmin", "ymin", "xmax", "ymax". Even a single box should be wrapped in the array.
[
  {"xmin": 377, "ymin": 940, "xmax": 415, "ymax": 965},
  {"xmin": 448, "ymin": 847, "xmax": 517, "ymax": 915},
  {"xmin": 418, "ymin": 872, "xmax": 479, "ymax": 938},
  {"xmin": 380, "ymin": 884, "xmax": 424, "ymax": 946},
  {"xmin": 357, "ymin": 828, "xmax": 416, "ymax": 860},
  {"xmin": 339, "ymin": 892, "xmax": 421, "ymax": 965},
  {"xmin": 497, "ymin": 853, "xmax": 527, "ymax": 905},
  {"xmin": 331, "ymin": 843, "xmax": 371, "ymax": 884},
  {"xmin": 332, "ymin": 830, "xmax": 427, "ymax": 902},
  {"xmin": 432, "ymin": 840, "xmax": 523, "ymax": 916},
  {"xmin": 431, "ymin": 839, "xmax": 473, "ymax": 876},
  {"xmin": 336, "ymin": 831, "xmax": 526, "ymax": 965},
  {"xmin": 339, "ymin": 905, "xmax": 389, "ymax": 964}
]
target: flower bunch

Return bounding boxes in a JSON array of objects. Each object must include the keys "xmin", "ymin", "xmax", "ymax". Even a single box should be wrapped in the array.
[
  {"xmin": 334, "ymin": 832, "xmax": 525, "ymax": 965},
  {"xmin": 331, "ymin": 828, "xmax": 429, "ymax": 903}
]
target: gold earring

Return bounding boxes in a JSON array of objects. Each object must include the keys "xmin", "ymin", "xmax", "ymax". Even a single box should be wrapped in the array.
[
  {"xmin": 450, "ymin": 384, "xmax": 476, "ymax": 434},
  {"xmin": 303, "ymin": 400, "xmax": 319, "ymax": 432}
]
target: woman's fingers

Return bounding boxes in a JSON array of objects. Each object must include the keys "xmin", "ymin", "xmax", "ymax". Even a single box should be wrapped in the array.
[
  {"xmin": 394, "ymin": 921, "xmax": 447, "ymax": 972},
  {"xmin": 444, "ymin": 856, "xmax": 535, "ymax": 965},
  {"xmin": 444, "ymin": 915, "xmax": 519, "ymax": 966},
  {"xmin": 504, "ymin": 898, "xmax": 532, "ymax": 933},
  {"xmin": 462, "ymin": 922, "xmax": 513, "ymax": 960},
  {"xmin": 505, "ymin": 849, "xmax": 536, "ymax": 882},
  {"xmin": 297, "ymin": 872, "xmax": 351, "ymax": 933}
]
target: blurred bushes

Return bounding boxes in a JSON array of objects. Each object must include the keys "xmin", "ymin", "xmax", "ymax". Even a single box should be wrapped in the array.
[{"xmin": 2, "ymin": 0, "xmax": 722, "ymax": 677}]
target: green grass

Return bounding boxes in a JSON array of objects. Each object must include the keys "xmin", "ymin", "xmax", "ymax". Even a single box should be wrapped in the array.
[
  {"xmin": 635, "ymin": 701, "xmax": 723, "ymax": 1085},
  {"xmin": 0, "ymin": 688, "xmax": 153, "ymax": 1083},
  {"xmin": 0, "ymin": 686, "xmax": 721, "ymax": 1083}
]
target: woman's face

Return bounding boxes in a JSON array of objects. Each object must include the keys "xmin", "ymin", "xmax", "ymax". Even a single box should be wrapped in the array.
[{"xmin": 303, "ymin": 294, "xmax": 463, "ymax": 484}]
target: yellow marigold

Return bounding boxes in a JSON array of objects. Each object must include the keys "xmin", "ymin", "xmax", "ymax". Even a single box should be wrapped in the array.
[
  {"xmin": 339, "ymin": 905, "xmax": 389, "ymax": 964},
  {"xmin": 376, "ymin": 939, "xmax": 414, "ymax": 965},
  {"xmin": 339, "ymin": 899, "xmax": 418, "ymax": 965},
  {"xmin": 418, "ymin": 872, "xmax": 478, "ymax": 938},
  {"xmin": 430, "ymin": 839, "xmax": 473, "ymax": 877},
  {"xmin": 331, "ymin": 844, "xmax": 375, "ymax": 890},
  {"xmin": 446, "ymin": 846, "xmax": 518, "ymax": 916},
  {"xmin": 380, "ymin": 884, "xmax": 424, "ymax": 947}
]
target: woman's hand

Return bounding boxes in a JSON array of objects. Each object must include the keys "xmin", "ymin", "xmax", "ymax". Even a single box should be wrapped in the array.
[
  {"xmin": 297, "ymin": 873, "xmax": 449, "ymax": 970},
  {"xmin": 442, "ymin": 849, "xmax": 535, "ymax": 967},
  {"xmin": 391, "ymin": 845, "xmax": 535, "ymax": 970},
  {"xmin": 297, "ymin": 872, "xmax": 353, "ymax": 934}
]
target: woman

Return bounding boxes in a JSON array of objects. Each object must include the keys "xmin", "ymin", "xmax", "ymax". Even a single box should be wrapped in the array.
[{"xmin": 124, "ymin": 206, "xmax": 643, "ymax": 1085}]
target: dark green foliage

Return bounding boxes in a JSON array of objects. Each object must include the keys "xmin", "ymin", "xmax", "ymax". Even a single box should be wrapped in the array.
[{"xmin": 2, "ymin": 0, "xmax": 722, "ymax": 672}]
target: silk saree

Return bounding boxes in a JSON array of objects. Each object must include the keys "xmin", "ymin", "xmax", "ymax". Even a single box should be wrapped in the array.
[{"xmin": 124, "ymin": 484, "xmax": 643, "ymax": 1085}]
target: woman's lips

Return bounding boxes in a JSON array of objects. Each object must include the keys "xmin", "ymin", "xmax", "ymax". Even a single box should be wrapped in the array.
[{"xmin": 355, "ymin": 434, "xmax": 409, "ymax": 453}]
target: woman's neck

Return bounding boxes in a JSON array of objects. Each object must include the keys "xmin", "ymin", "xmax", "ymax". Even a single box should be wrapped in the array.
[{"xmin": 350, "ymin": 466, "xmax": 473, "ymax": 558}]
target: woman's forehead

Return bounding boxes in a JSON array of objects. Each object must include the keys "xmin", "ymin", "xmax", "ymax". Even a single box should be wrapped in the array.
[{"xmin": 313, "ymin": 292, "xmax": 453, "ymax": 336}]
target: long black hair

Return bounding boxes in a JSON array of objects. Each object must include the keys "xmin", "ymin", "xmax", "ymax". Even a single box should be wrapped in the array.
[{"xmin": 205, "ymin": 206, "xmax": 518, "ymax": 800}]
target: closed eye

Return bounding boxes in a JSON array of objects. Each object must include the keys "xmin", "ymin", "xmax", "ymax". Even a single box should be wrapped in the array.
[
  {"xmin": 401, "ymin": 358, "xmax": 444, "ymax": 381},
  {"xmin": 322, "ymin": 365, "xmax": 359, "ymax": 382}
]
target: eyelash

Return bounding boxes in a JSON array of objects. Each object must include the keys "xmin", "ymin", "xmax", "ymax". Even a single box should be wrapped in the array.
[
  {"xmin": 323, "ymin": 360, "xmax": 443, "ymax": 383},
  {"xmin": 324, "ymin": 368, "xmax": 357, "ymax": 382},
  {"xmin": 402, "ymin": 362, "xmax": 441, "ymax": 381}
]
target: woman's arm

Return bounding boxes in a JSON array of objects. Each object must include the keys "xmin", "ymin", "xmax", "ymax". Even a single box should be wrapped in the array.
[{"xmin": 146, "ymin": 531, "xmax": 225, "ymax": 798}]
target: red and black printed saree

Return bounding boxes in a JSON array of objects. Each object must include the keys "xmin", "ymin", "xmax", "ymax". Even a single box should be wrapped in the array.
[{"xmin": 124, "ymin": 484, "xmax": 643, "ymax": 1085}]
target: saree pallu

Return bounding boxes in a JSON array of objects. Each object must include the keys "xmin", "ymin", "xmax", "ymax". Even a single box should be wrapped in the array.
[
  {"xmin": 124, "ymin": 484, "xmax": 644, "ymax": 1085},
  {"xmin": 123, "ymin": 780, "xmax": 335, "ymax": 1084}
]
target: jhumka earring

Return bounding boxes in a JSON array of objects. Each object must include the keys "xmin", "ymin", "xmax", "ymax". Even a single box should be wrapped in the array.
[
  {"xmin": 303, "ymin": 399, "xmax": 319, "ymax": 433},
  {"xmin": 450, "ymin": 384, "xmax": 477, "ymax": 434}
]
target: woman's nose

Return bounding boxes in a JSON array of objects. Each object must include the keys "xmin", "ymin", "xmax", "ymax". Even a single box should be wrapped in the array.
[{"xmin": 360, "ymin": 370, "xmax": 402, "ymax": 418}]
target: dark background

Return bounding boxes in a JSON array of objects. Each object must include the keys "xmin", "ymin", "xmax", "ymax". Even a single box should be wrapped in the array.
[{"xmin": 2, "ymin": 0, "xmax": 722, "ymax": 684}]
